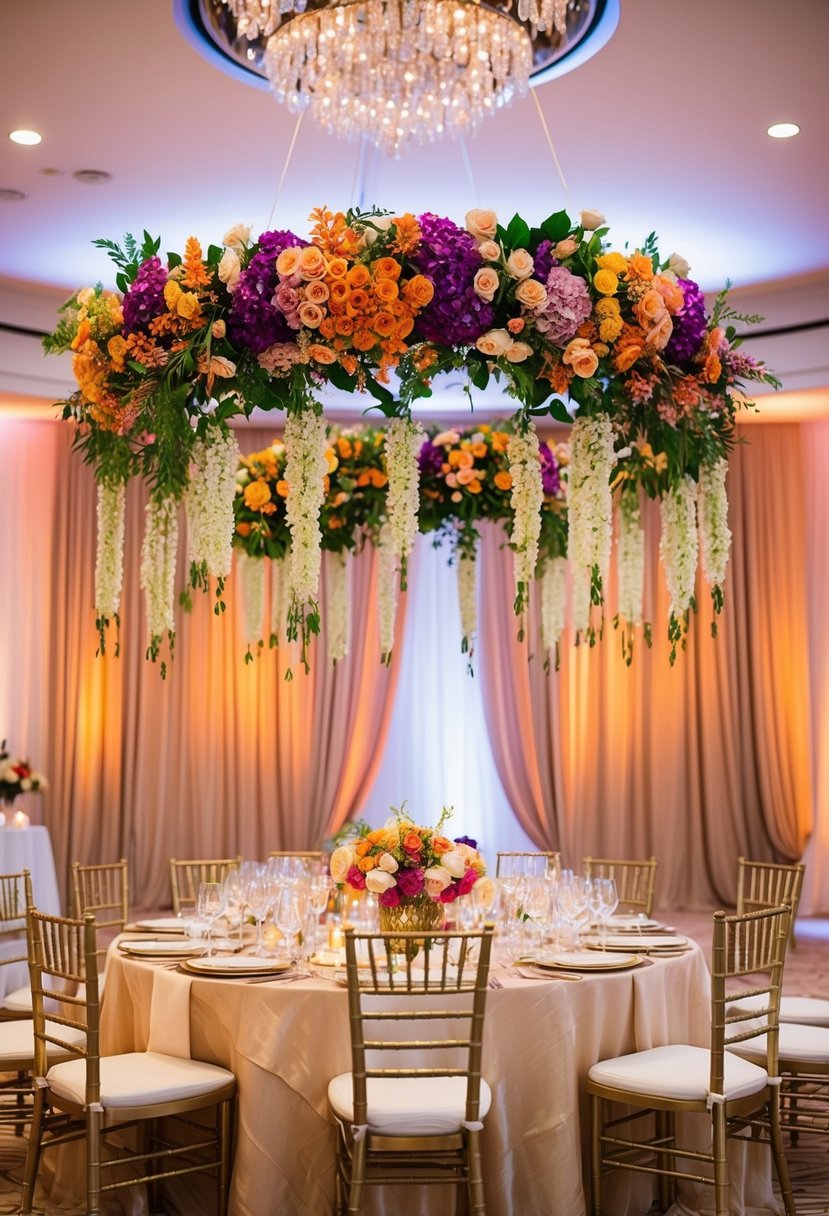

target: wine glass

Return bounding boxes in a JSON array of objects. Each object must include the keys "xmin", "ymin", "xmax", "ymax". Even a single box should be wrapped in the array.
[
  {"xmin": 307, "ymin": 874, "xmax": 332, "ymax": 957},
  {"xmin": 197, "ymin": 882, "xmax": 225, "ymax": 958},
  {"xmin": 274, "ymin": 887, "xmax": 303, "ymax": 964},
  {"xmin": 223, "ymin": 868, "xmax": 244, "ymax": 946},
  {"xmin": 595, "ymin": 878, "xmax": 619, "ymax": 951},
  {"xmin": 247, "ymin": 870, "xmax": 273, "ymax": 957}
]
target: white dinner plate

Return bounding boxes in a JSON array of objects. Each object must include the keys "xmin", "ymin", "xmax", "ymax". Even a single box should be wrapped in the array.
[
  {"xmin": 601, "ymin": 916, "xmax": 663, "ymax": 930},
  {"xmin": 118, "ymin": 939, "xmax": 204, "ymax": 958},
  {"xmin": 126, "ymin": 917, "xmax": 188, "ymax": 934},
  {"xmin": 599, "ymin": 934, "xmax": 688, "ymax": 951},
  {"xmin": 182, "ymin": 955, "xmax": 292, "ymax": 976},
  {"xmin": 533, "ymin": 950, "xmax": 642, "ymax": 972}
]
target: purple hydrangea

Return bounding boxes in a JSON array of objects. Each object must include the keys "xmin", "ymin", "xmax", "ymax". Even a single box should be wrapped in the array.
[
  {"xmin": 412, "ymin": 213, "xmax": 494, "ymax": 346},
  {"xmin": 533, "ymin": 240, "xmax": 557, "ymax": 284},
  {"xmin": 535, "ymin": 266, "xmax": 593, "ymax": 346},
  {"xmin": 419, "ymin": 439, "xmax": 445, "ymax": 477},
  {"xmin": 229, "ymin": 228, "xmax": 307, "ymax": 354},
  {"xmin": 539, "ymin": 444, "xmax": 561, "ymax": 497},
  {"xmin": 664, "ymin": 278, "xmax": 707, "ymax": 366},
  {"xmin": 122, "ymin": 256, "xmax": 168, "ymax": 333}
]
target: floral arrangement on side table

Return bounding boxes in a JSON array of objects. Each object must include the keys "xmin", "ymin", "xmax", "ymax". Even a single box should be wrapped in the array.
[{"xmin": 0, "ymin": 741, "xmax": 47, "ymax": 807}]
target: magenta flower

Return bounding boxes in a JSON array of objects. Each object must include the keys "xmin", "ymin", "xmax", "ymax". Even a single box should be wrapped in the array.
[
  {"xmin": 457, "ymin": 868, "xmax": 479, "ymax": 897},
  {"xmin": 439, "ymin": 884, "xmax": 458, "ymax": 904},
  {"xmin": 396, "ymin": 867, "xmax": 425, "ymax": 897},
  {"xmin": 346, "ymin": 864, "xmax": 367, "ymax": 891},
  {"xmin": 379, "ymin": 887, "xmax": 401, "ymax": 908}
]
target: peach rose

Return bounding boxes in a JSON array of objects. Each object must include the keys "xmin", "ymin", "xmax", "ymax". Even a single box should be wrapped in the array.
[
  {"xmin": 515, "ymin": 278, "xmax": 548, "ymax": 310},
  {"xmin": 475, "ymin": 329, "xmax": 512, "ymax": 358},
  {"xmin": 307, "ymin": 343, "xmax": 337, "ymax": 364},
  {"xmin": 652, "ymin": 274, "xmax": 684, "ymax": 314},
  {"xmin": 218, "ymin": 248, "xmax": 241, "ymax": 291},
  {"xmin": 668, "ymin": 252, "xmax": 690, "ymax": 278},
  {"xmin": 562, "ymin": 337, "xmax": 600, "ymax": 378},
  {"xmin": 439, "ymin": 851, "xmax": 466, "ymax": 879},
  {"xmin": 326, "ymin": 257, "xmax": 348, "ymax": 280},
  {"xmin": 644, "ymin": 310, "xmax": 673, "ymax": 350},
  {"xmin": 465, "ymin": 208, "xmax": 499, "ymax": 241},
  {"xmin": 222, "ymin": 223, "xmax": 251, "ymax": 250},
  {"xmin": 505, "ymin": 341, "xmax": 533, "ymax": 363},
  {"xmin": 478, "ymin": 239, "xmax": 502, "ymax": 262},
  {"xmin": 554, "ymin": 238, "xmax": 578, "ymax": 259},
  {"xmin": 506, "ymin": 248, "xmax": 534, "ymax": 280},
  {"xmin": 580, "ymin": 208, "xmax": 606, "ymax": 231},
  {"xmin": 423, "ymin": 866, "xmax": 452, "ymax": 893},
  {"xmin": 473, "ymin": 267, "xmax": 500, "ymax": 302},
  {"xmin": 507, "ymin": 317, "xmax": 525, "ymax": 334},
  {"xmin": 305, "ymin": 280, "xmax": 330, "ymax": 305},
  {"xmin": 329, "ymin": 844, "xmax": 356, "ymax": 885},
  {"xmin": 211, "ymin": 320, "xmax": 226, "ymax": 339},
  {"xmin": 298, "ymin": 301, "xmax": 325, "ymax": 329},
  {"xmin": 451, "ymin": 491, "xmax": 463, "ymax": 503},
  {"xmin": 377, "ymin": 852, "xmax": 399, "ymax": 873},
  {"xmin": 276, "ymin": 247, "xmax": 302, "ymax": 278},
  {"xmin": 636, "ymin": 289, "xmax": 667, "ymax": 324},
  {"xmin": 298, "ymin": 245, "xmax": 327, "ymax": 280}
]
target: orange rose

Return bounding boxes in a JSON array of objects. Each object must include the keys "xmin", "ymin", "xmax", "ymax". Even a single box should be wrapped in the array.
[
  {"xmin": 369, "ymin": 468, "xmax": 388, "ymax": 488},
  {"xmin": 456, "ymin": 467, "xmax": 477, "ymax": 485},
  {"xmin": 471, "ymin": 442, "xmax": 487, "ymax": 458},
  {"xmin": 494, "ymin": 470, "xmax": 513, "ymax": 491},
  {"xmin": 373, "ymin": 312, "xmax": 396, "ymax": 338},
  {"xmin": 352, "ymin": 329, "xmax": 375, "ymax": 352},
  {"xmin": 374, "ymin": 278, "xmax": 399, "ymax": 305},
  {"xmin": 235, "ymin": 522, "xmax": 251, "ymax": 537},
  {"xmin": 704, "ymin": 352, "xmax": 722, "ymax": 383},
  {"xmin": 432, "ymin": 836, "xmax": 453, "ymax": 855},
  {"xmin": 375, "ymin": 257, "xmax": 402, "ymax": 281},
  {"xmin": 347, "ymin": 288, "xmax": 371, "ymax": 317},
  {"xmin": 355, "ymin": 839, "xmax": 371, "ymax": 858},
  {"xmin": 276, "ymin": 479, "xmax": 290, "ymax": 498},
  {"xmin": 340, "ymin": 354, "xmax": 358, "ymax": 376},
  {"xmin": 326, "ymin": 257, "xmax": 348, "ymax": 279},
  {"xmin": 358, "ymin": 856, "xmax": 377, "ymax": 872},
  {"xmin": 346, "ymin": 264, "xmax": 371, "ymax": 289},
  {"xmin": 562, "ymin": 337, "xmax": 599, "ymax": 378},
  {"xmin": 396, "ymin": 316, "xmax": 414, "ymax": 340},
  {"xmin": 403, "ymin": 831, "xmax": 423, "ymax": 853},
  {"xmin": 307, "ymin": 343, "xmax": 337, "ymax": 365},
  {"xmin": 403, "ymin": 275, "xmax": 434, "ymax": 307},
  {"xmin": 244, "ymin": 480, "xmax": 272, "ymax": 511},
  {"xmin": 614, "ymin": 346, "xmax": 642, "ymax": 372},
  {"xmin": 319, "ymin": 318, "xmax": 336, "ymax": 340},
  {"xmin": 626, "ymin": 252, "xmax": 654, "ymax": 280},
  {"xmin": 467, "ymin": 479, "xmax": 482, "ymax": 493},
  {"xmin": 636, "ymin": 289, "xmax": 667, "ymax": 324},
  {"xmin": 333, "ymin": 315, "xmax": 353, "ymax": 337},
  {"xmin": 329, "ymin": 281, "xmax": 351, "ymax": 307}
]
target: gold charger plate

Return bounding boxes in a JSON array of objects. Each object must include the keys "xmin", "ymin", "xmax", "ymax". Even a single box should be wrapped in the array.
[
  {"xmin": 533, "ymin": 950, "xmax": 642, "ymax": 972},
  {"xmin": 182, "ymin": 955, "xmax": 292, "ymax": 977}
]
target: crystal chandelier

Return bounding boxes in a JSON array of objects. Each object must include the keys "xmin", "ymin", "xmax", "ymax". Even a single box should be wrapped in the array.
[{"xmin": 186, "ymin": 1, "xmax": 615, "ymax": 154}]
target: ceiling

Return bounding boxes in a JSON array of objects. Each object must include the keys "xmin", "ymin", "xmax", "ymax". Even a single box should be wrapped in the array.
[{"xmin": 1, "ymin": 0, "xmax": 828, "ymax": 412}]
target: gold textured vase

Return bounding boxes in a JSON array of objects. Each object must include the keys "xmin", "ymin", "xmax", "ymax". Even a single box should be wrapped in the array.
[{"xmin": 379, "ymin": 895, "xmax": 445, "ymax": 953}]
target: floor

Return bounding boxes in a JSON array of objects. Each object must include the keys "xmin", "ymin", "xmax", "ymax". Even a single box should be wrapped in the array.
[{"xmin": 0, "ymin": 913, "xmax": 826, "ymax": 1214}]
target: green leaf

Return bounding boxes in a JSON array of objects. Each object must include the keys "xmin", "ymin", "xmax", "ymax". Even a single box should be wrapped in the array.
[
  {"xmin": 546, "ymin": 395, "xmax": 573, "ymax": 424},
  {"xmin": 540, "ymin": 210, "xmax": 571, "ymax": 243},
  {"xmin": 327, "ymin": 362, "xmax": 358, "ymax": 394},
  {"xmin": 126, "ymin": 359, "xmax": 149, "ymax": 375},
  {"xmin": 506, "ymin": 214, "xmax": 531, "ymax": 250},
  {"xmin": 363, "ymin": 376, "xmax": 395, "ymax": 408},
  {"xmin": 207, "ymin": 244, "xmax": 223, "ymax": 267},
  {"xmin": 469, "ymin": 360, "xmax": 490, "ymax": 391},
  {"xmin": 167, "ymin": 251, "xmax": 182, "ymax": 270}
]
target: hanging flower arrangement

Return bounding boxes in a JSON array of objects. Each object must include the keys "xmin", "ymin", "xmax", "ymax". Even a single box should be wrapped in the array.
[{"xmin": 44, "ymin": 205, "xmax": 777, "ymax": 672}]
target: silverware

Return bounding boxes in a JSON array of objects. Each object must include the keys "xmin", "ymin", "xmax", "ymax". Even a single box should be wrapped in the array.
[
  {"xmin": 488, "ymin": 976, "xmax": 503, "ymax": 989},
  {"xmin": 513, "ymin": 966, "xmax": 583, "ymax": 982}
]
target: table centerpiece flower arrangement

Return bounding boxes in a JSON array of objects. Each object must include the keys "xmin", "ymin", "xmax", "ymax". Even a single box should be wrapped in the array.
[
  {"xmin": 0, "ymin": 741, "xmax": 47, "ymax": 824},
  {"xmin": 329, "ymin": 807, "xmax": 488, "ymax": 936}
]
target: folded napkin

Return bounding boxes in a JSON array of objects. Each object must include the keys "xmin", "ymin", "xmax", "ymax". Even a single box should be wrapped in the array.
[{"xmin": 147, "ymin": 967, "xmax": 192, "ymax": 1059}]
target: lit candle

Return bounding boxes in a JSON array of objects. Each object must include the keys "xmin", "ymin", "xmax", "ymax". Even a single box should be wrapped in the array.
[
  {"xmin": 328, "ymin": 925, "xmax": 345, "ymax": 951},
  {"xmin": 12, "ymin": 810, "xmax": 29, "ymax": 829}
]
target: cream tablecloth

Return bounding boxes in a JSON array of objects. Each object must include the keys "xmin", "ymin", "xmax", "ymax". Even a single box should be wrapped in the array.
[{"xmin": 80, "ymin": 939, "xmax": 779, "ymax": 1216}]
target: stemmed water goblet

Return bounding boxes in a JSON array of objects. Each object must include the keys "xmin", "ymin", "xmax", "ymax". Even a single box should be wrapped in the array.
[
  {"xmin": 247, "ymin": 870, "xmax": 273, "ymax": 957},
  {"xmin": 593, "ymin": 878, "xmax": 618, "ymax": 951},
  {"xmin": 274, "ymin": 886, "xmax": 303, "ymax": 965},
  {"xmin": 197, "ymin": 882, "xmax": 225, "ymax": 958},
  {"xmin": 223, "ymin": 868, "xmax": 244, "ymax": 946}
]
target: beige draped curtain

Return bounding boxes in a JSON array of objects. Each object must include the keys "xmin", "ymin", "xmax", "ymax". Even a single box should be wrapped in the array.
[
  {"xmin": 478, "ymin": 424, "xmax": 815, "ymax": 909},
  {"xmin": 0, "ymin": 419, "xmax": 405, "ymax": 909}
]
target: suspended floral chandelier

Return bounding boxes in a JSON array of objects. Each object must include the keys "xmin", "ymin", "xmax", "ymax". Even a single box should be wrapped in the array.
[{"xmin": 184, "ymin": 0, "xmax": 615, "ymax": 153}]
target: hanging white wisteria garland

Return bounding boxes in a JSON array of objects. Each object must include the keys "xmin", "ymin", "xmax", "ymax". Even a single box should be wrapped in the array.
[
  {"xmin": 384, "ymin": 416, "xmax": 425, "ymax": 588},
  {"xmin": 94, "ymin": 480, "xmax": 126, "ymax": 656},
  {"xmin": 377, "ymin": 524, "xmax": 397, "ymax": 664},
  {"xmin": 139, "ymin": 496, "xmax": 179, "ymax": 674},
  {"xmin": 540, "ymin": 556, "xmax": 567, "ymax": 668},
  {"xmin": 283, "ymin": 408, "xmax": 329, "ymax": 668},
  {"xmin": 659, "ymin": 475, "xmax": 699, "ymax": 663},
  {"xmin": 457, "ymin": 552, "xmax": 478, "ymax": 658},
  {"xmin": 507, "ymin": 424, "xmax": 543, "ymax": 623},
  {"xmin": 184, "ymin": 426, "xmax": 240, "ymax": 610},
  {"xmin": 326, "ymin": 550, "xmax": 350, "ymax": 664},
  {"xmin": 269, "ymin": 551, "xmax": 290, "ymax": 647},
  {"xmin": 616, "ymin": 488, "xmax": 646, "ymax": 664},
  {"xmin": 698, "ymin": 457, "xmax": 732, "ymax": 632},
  {"xmin": 237, "ymin": 552, "xmax": 266, "ymax": 657},
  {"xmin": 567, "ymin": 414, "xmax": 616, "ymax": 638}
]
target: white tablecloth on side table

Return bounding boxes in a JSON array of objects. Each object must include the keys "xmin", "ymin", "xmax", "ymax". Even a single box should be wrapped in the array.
[{"xmin": 0, "ymin": 825, "xmax": 61, "ymax": 999}]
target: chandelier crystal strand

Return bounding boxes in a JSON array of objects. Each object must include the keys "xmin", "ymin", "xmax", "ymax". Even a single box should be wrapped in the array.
[
  {"xmin": 237, "ymin": 552, "xmax": 266, "ymax": 655},
  {"xmin": 540, "ymin": 554, "xmax": 567, "ymax": 658},
  {"xmin": 140, "ymin": 496, "xmax": 179, "ymax": 668},
  {"xmin": 567, "ymin": 413, "xmax": 615, "ymax": 632},
  {"xmin": 377, "ymin": 523, "xmax": 397, "ymax": 663},
  {"xmin": 270, "ymin": 549, "xmax": 291, "ymax": 646},
  {"xmin": 94, "ymin": 480, "xmax": 126, "ymax": 653},
  {"xmin": 185, "ymin": 427, "xmax": 240, "ymax": 602},
  {"xmin": 457, "ymin": 550, "xmax": 477, "ymax": 657},
  {"xmin": 698, "ymin": 457, "xmax": 731, "ymax": 627},
  {"xmin": 283, "ymin": 408, "xmax": 329, "ymax": 664},
  {"xmin": 507, "ymin": 423, "xmax": 543, "ymax": 619},
  {"xmin": 659, "ymin": 475, "xmax": 699, "ymax": 663},
  {"xmin": 265, "ymin": 0, "xmax": 532, "ymax": 155},
  {"xmin": 384, "ymin": 416, "xmax": 425, "ymax": 589},
  {"xmin": 326, "ymin": 549, "xmax": 350, "ymax": 663}
]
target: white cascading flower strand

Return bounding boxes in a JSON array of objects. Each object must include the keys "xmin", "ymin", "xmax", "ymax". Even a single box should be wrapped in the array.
[
  {"xmin": 237, "ymin": 552, "xmax": 266, "ymax": 657},
  {"xmin": 457, "ymin": 551, "xmax": 477, "ymax": 656},
  {"xmin": 698, "ymin": 457, "xmax": 731, "ymax": 594},
  {"xmin": 269, "ymin": 550, "xmax": 290, "ymax": 646},
  {"xmin": 384, "ymin": 416, "xmax": 425, "ymax": 588},
  {"xmin": 507, "ymin": 423, "xmax": 543, "ymax": 617},
  {"xmin": 185, "ymin": 427, "xmax": 240, "ymax": 596},
  {"xmin": 660, "ymin": 475, "xmax": 699, "ymax": 662},
  {"xmin": 540, "ymin": 556, "xmax": 567, "ymax": 658},
  {"xmin": 94, "ymin": 480, "xmax": 126, "ymax": 653},
  {"xmin": 284, "ymin": 408, "xmax": 329, "ymax": 666},
  {"xmin": 377, "ymin": 524, "xmax": 397, "ymax": 663},
  {"xmin": 571, "ymin": 565, "xmax": 592, "ymax": 637},
  {"xmin": 139, "ymin": 496, "xmax": 179, "ymax": 668},
  {"xmin": 567, "ymin": 415, "xmax": 615, "ymax": 627},
  {"xmin": 617, "ymin": 489, "xmax": 645, "ymax": 628},
  {"xmin": 326, "ymin": 549, "xmax": 350, "ymax": 663}
]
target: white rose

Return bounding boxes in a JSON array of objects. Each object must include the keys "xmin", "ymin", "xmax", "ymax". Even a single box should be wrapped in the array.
[
  {"xmin": 361, "ymin": 215, "xmax": 394, "ymax": 249},
  {"xmin": 477, "ymin": 239, "xmax": 502, "ymax": 263},
  {"xmin": 377, "ymin": 852, "xmax": 399, "ymax": 873},
  {"xmin": 218, "ymin": 248, "xmax": 241, "ymax": 292},
  {"xmin": 453, "ymin": 842, "xmax": 478, "ymax": 864},
  {"xmin": 20, "ymin": 778, "xmax": 32, "ymax": 791},
  {"xmin": 465, "ymin": 208, "xmax": 499, "ymax": 241},
  {"xmin": 668, "ymin": 252, "xmax": 690, "ymax": 278},
  {"xmin": 580, "ymin": 209, "xmax": 606, "ymax": 232},
  {"xmin": 433, "ymin": 430, "xmax": 461, "ymax": 448},
  {"xmin": 365, "ymin": 869, "xmax": 397, "ymax": 894},
  {"xmin": 475, "ymin": 329, "xmax": 513, "ymax": 358},
  {"xmin": 506, "ymin": 248, "xmax": 534, "ymax": 280},
  {"xmin": 222, "ymin": 223, "xmax": 251, "ymax": 250},
  {"xmin": 423, "ymin": 865, "xmax": 452, "ymax": 892},
  {"xmin": 440, "ymin": 851, "xmax": 466, "ymax": 879},
  {"xmin": 505, "ymin": 341, "xmax": 533, "ymax": 364},
  {"xmin": 329, "ymin": 844, "xmax": 356, "ymax": 885},
  {"xmin": 236, "ymin": 469, "xmax": 250, "ymax": 485}
]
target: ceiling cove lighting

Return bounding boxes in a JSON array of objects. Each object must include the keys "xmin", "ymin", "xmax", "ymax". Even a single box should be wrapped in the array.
[
  {"xmin": 767, "ymin": 122, "xmax": 800, "ymax": 139},
  {"xmin": 9, "ymin": 129, "xmax": 42, "ymax": 146}
]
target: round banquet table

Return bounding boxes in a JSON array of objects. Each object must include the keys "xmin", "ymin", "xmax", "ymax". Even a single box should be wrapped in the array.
[{"xmin": 0, "ymin": 825, "xmax": 61, "ymax": 1000}]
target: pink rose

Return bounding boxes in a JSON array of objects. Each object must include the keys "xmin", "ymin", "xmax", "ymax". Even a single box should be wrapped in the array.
[
  {"xmin": 457, "ymin": 867, "xmax": 479, "ymax": 896},
  {"xmin": 346, "ymin": 864, "xmax": 366, "ymax": 891},
  {"xmin": 274, "ymin": 286, "xmax": 299, "ymax": 314},
  {"xmin": 379, "ymin": 887, "xmax": 401, "ymax": 908},
  {"xmin": 554, "ymin": 238, "xmax": 579, "ymax": 259}
]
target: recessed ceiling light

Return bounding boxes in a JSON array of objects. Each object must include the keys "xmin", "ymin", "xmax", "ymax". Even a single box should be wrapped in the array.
[
  {"xmin": 0, "ymin": 188, "xmax": 27, "ymax": 201},
  {"xmin": 767, "ymin": 122, "xmax": 800, "ymax": 139},
  {"xmin": 9, "ymin": 129, "xmax": 42, "ymax": 146},
  {"xmin": 72, "ymin": 169, "xmax": 113, "ymax": 185},
  {"xmin": 39, "ymin": 167, "xmax": 64, "ymax": 177}
]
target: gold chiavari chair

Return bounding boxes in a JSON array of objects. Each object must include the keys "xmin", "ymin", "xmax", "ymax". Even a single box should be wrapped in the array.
[
  {"xmin": 268, "ymin": 850, "xmax": 324, "ymax": 866},
  {"xmin": 169, "ymin": 857, "xmax": 241, "ymax": 916},
  {"xmin": 587, "ymin": 905, "xmax": 795, "ymax": 1216},
  {"xmin": 737, "ymin": 856, "xmax": 804, "ymax": 949},
  {"xmin": 329, "ymin": 924, "xmax": 495, "ymax": 1216},
  {"xmin": 495, "ymin": 851, "xmax": 561, "ymax": 878},
  {"xmin": 71, "ymin": 859, "xmax": 129, "ymax": 973},
  {"xmin": 582, "ymin": 856, "xmax": 658, "ymax": 918},
  {"xmin": 0, "ymin": 870, "xmax": 35, "ymax": 1018},
  {"xmin": 20, "ymin": 909, "xmax": 237, "ymax": 1216}
]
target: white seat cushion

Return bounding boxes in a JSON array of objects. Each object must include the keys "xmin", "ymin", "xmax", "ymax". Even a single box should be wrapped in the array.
[
  {"xmin": 3, "ymin": 985, "xmax": 32, "ymax": 1013},
  {"xmin": 588, "ymin": 1044, "xmax": 768, "ymax": 1103},
  {"xmin": 0, "ymin": 1018, "xmax": 85, "ymax": 1064},
  {"xmin": 729, "ymin": 1022, "xmax": 829, "ymax": 1067},
  {"xmin": 328, "ymin": 1074, "xmax": 492, "ymax": 1136},
  {"xmin": 47, "ymin": 1051, "xmax": 235, "ymax": 1109},
  {"xmin": 729, "ymin": 994, "xmax": 829, "ymax": 1028}
]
